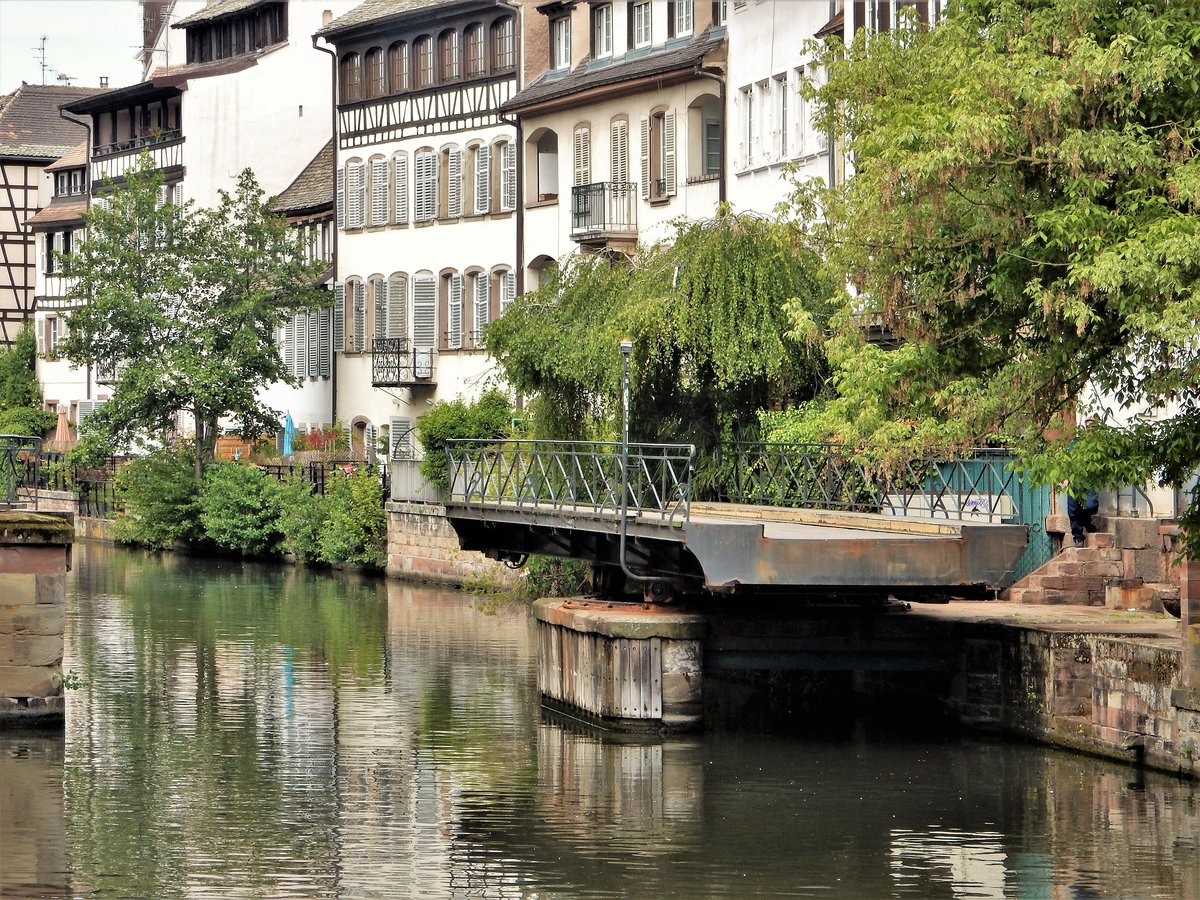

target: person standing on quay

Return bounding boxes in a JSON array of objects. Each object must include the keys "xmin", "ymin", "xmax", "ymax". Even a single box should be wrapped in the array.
[{"xmin": 1065, "ymin": 417, "xmax": 1100, "ymax": 548}]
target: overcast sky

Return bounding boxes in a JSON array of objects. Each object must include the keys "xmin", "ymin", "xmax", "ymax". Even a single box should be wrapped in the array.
[{"xmin": 0, "ymin": 0, "xmax": 143, "ymax": 92}]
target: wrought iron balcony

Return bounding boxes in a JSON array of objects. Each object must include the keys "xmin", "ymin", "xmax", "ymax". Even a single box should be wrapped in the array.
[
  {"xmin": 570, "ymin": 182, "xmax": 637, "ymax": 242},
  {"xmin": 371, "ymin": 338, "xmax": 436, "ymax": 387}
]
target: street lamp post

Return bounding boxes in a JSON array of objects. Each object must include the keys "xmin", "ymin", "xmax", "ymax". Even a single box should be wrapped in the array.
[{"xmin": 617, "ymin": 338, "xmax": 650, "ymax": 593}]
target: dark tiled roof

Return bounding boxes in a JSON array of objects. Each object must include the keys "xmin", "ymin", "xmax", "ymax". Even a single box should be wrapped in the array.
[
  {"xmin": 26, "ymin": 199, "xmax": 87, "ymax": 229},
  {"xmin": 46, "ymin": 141, "xmax": 88, "ymax": 172},
  {"xmin": 504, "ymin": 29, "xmax": 725, "ymax": 113},
  {"xmin": 0, "ymin": 84, "xmax": 100, "ymax": 160},
  {"xmin": 317, "ymin": 0, "xmax": 468, "ymax": 38},
  {"xmin": 271, "ymin": 139, "xmax": 334, "ymax": 215},
  {"xmin": 816, "ymin": 10, "xmax": 844, "ymax": 38},
  {"xmin": 174, "ymin": 0, "xmax": 282, "ymax": 28}
]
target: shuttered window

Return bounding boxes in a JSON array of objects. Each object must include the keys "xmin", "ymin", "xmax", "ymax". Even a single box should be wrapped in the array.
[
  {"xmin": 352, "ymin": 280, "xmax": 366, "ymax": 351},
  {"xmin": 387, "ymin": 273, "xmax": 408, "ymax": 339},
  {"xmin": 347, "ymin": 161, "xmax": 366, "ymax": 228},
  {"xmin": 336, "ymin": 167, "xmax": 345, "ymax": 228},
  {"xmin": 369, "ymin": 157, "xmax": 389, "ymax": 225},
  {"xmin": 392, "ymin": 153, "xmax": 408, "ymax": 224},
  {"xmin": 389, "ymin": 416, "xmax": 415, "ymax": 459},
  {"xmin": 610, "ymin": 119, "xmax": 628, "ymax": 184},
  {"xmin": 318, "ymin": 305, "xmax": 331, "ymax": 377},
  {"xmin": 500, "ymin": 141, "xmax": 516, "ymax": 211},
  {"xmin": 446, "ymin": 273, "xmax": 464, "ymax": 350},
  {"xmin": 447, "ymin": 146, "xmax": 463, "ymax": 218},
  {"xmin": 473, "ymin": 273, "xmax": 489, "ymax": 346},
  {"xmin": 294, "ymin": 311, "xmax": 307, "ymax": 378},
  {"xmin": 640, "ymin": 117, "xmax": 651, "ymax": 199},
  {"xmin": 415, "ymin": 150, "xmax": 437, "ymax": 221},
  {"xmin": 412, "ymin": 275, "xmax": 436, "ymax": 348},
  {"xmin": 373, "ymin": 276, "xmax": 388, "ymax": 341},
  {"xmin": 499, "ymin": 269, "xmax": 516, "ymax": 314},
  {"xmin": 662, "ymin": 111, "xmax": 677, "ymax": 196},
  {"xmin": 333, "ymin": 283, "xmax": 345, "ymax": 352},
  {"xmin": 573, "ymin": 127, "xmax": 590, "ymax": 186},
  {"xmin": 474, "ymin": 144, "xmax": 490, "ymax": 214},
  {"xmin": 307, "ymin": 310, "xmax": 320, "ymax": 377}
]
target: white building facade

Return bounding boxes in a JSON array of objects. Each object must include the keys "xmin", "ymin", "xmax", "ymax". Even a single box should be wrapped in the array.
[
  {"xmin": 317, "ymin": 0, "xmax": 520, "ymax": 461},
  {"xmin": 508, "ymin": 0, "xmax": 727, "ymax": 284}
]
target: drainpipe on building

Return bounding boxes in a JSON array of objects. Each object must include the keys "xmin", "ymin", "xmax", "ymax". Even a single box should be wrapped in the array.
[
  {"xmin": 499, "ymin": 112, "xmax": 524, "ymax": 295},
  {"xmin": 312, "ymin": 34, "xmax": 339, "ymax": 427},
  {"xmin": 693, "ymin": 64, "xmax": 726, "ymax": 205},
  {"xmin": 58, "ymin": 108, "xmax": 93, "ymax": 399}
]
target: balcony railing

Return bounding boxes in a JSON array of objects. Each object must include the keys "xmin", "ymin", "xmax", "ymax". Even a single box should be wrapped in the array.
[
  {"xmin": 93, "ymin": 129, "xmax": 183, "ymax": 159},
  {"xmin": 91, "ymin": 136, "xmax": 184, "ymax": 185},
  {"xmin": 570, "ymin": 182, "xmax": 637, "ymax": 241},
  {"xmin": 371, "ymin": 337, "xmax": 436, "ymax": 387}
]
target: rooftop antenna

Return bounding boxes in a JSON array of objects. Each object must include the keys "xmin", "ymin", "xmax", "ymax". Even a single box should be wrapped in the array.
[
  {"xmin": 32, "ymin": 36, "xmax": 48, "ymax": 85},
  {"xmin": 54, "ymin": 72, "xmax": 77, "ymax": 86}
]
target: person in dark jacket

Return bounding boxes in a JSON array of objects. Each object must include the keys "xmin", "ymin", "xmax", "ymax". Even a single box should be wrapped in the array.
[{"xmin": 1065, "ymin": 418, "xmax": 1099, "ymax": 548}]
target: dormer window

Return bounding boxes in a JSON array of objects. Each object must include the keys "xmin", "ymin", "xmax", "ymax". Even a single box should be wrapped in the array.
[
  {"xmin": 668, "ymin": 1, "xmax": 694, "ymax": 38},
  {"xmin": 632, "ymin": 2, "xmax": 652, "ymax": 48},
  {"xmin": 54, "ymin": 169, "xmax": 85, "ymax": 197},
  {"xmin": 183, "ymin": 2, "xmax": 287, "ymax": 64},
  {"xmin": 592, "ymin": 4, "xmax": 613, "ymax": 58},
  {"xmin": 551, "ymin": 16, "xmax": 571, "ymax": 70}
]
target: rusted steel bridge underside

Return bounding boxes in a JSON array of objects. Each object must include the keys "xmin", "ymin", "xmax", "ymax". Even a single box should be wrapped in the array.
[{"xmin": 443, "ymin": 441, "xmax": 1031, "ymax": 598}]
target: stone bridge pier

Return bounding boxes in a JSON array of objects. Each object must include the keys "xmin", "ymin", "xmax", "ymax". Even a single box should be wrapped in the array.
[{"xmin": 0, "ymin": 511, "xmax": 73, "ymax": 727}]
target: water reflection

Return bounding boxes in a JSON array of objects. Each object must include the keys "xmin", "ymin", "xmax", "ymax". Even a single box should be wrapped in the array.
[{"xmin": 0, "ymin": 542, "xmax": 1195, "ymax": 898}]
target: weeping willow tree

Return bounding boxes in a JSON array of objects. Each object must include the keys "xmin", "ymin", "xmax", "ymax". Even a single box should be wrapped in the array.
[{"xmin": 485, "ymin": 209, "xmax": 835, "ymax": 472}]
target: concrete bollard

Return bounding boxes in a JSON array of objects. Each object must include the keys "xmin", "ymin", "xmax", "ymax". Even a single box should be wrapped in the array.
[{"xmin": 0, "ymin": 511, "xmax": 73, "ymax": 727}]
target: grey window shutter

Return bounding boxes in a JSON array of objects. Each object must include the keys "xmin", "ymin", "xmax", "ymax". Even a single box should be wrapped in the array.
[
  {"xmin": 412, "ymin": 276, "xmax": 437, "ymax": 347},
  {"xmin": 663, "ymin": 111, "xmax": 677, "ymax": 196},
  {"xmin": 447, "ymin": 146, "xmax": 463, "ymax": 217},
  {"xmin": 393, "ymin": 153, "xmax": 408, "ymax": 223},
  {"xmin": 353, "ymin": 280, "xmax": 366, "ymax": 351},
  {"xmin": 333, "ymin": 283, "xmax": 345, "ymax": 353},
  {"xmin": 336, "ymin": 167, "xmax": 345, "ymax": 228},
  {"xmin": 318, "ymin": 305, "xmax": 331, "ymax": 377},
  {"xmin": 307, "ymin": 310, "xmax": 319, "ymax": 377},
  {"xmin": 640, "ymin": 117, "xmax": 650, "ymax": 199},
  {"xmin": 474, "ymin": 145, "xmax": 490, "ymax": 215},
  {"xmin": 388, "ymin": 273, "xmax": 408, "ymax": 339}
]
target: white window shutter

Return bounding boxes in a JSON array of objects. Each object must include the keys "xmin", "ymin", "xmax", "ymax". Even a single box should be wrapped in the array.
[
  {"xmin": 293, "ymin": 312, "xmax": 306, "ymax": 377},
  {"xmin": 281, "ymin": 322, "xmax": 292, "ymax": 376},
  {"xmin": 353, "ymin": 280, "xmax": 366, "ymax": 351},
  {"xmin": 318, "ymin": 305, "xmax": 331, "ymax": 377},
  {"xmin": 374, "ymin": 279, "xmax": 388, "ymax": 340},
  {"xmin": 307, "ymin": 310, "xmax": 319, "ymax": 378},
  {"xmin": 447, "ymin": 146, "xmax": 463, "ymax": 217},
  {"xmin": 333, "ymin": 283, "xmax": 345, "ymax": 352},
  {"xmin": 639, "ymin": 117, "xmax": 650, "ymax": 199},
  {"xmin": 347, "ymin": 162, "xmax": 366, "ymax": 228},
  {"xmin": 370, "ymin": 158, "xmax": 389, "ymax": 225},
  {"xmin": 389, "ymin": 416, "xmax": 414, "ymax": 459},
  {"xmin": 610, "ymin": 121, "xmax": 627, "ymax": 184},
  {"xmin": 663, "ymin": 111, "xmax": 677, "ymax": 196},
  {"xmin": 573, "ymin": 128, "xmax": 590, "ymax": 186},
  {"xmin": 364, "ymin": 422, "xmax": 378, "ymax": 459},
  {"xmin": 502, "ymin": 270, "xmax": 516, "ymax": 313},
  {"xmin": 393, "ymin": 154, "xmax": 409, "ymax": 224},
  {"xmin": 501, "ymin": 142, "xmax": 516, "ymax": 211},
  {"xmin": 416, "ymin": 151, "xmax": 437, "ymax": 221},
  {"xmin": 412, "ymin": 276, "xmax": 436, "ymax": 347},
  {"xmin": 474, "ymin": 145, "xmax": 490, "ymax": 214},
  {"xmin": 388, "ymin": 273, "xmax": 408, "ymax": 339},
  {"xmin": 474, "ymin": 274, "xmax": 489, "ymax": 345},
  {"xmin": 336, "ymin": 167, "xmax": 345, "ymax": 228},
  {"xmin": 448, "ymin": 273, "xmax": 463, "ymax": 349}
]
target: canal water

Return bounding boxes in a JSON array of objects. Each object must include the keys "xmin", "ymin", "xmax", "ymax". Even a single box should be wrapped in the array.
[{"xmin": 1, "ymin": 543, "xmax": 1197, "ymax": 899}]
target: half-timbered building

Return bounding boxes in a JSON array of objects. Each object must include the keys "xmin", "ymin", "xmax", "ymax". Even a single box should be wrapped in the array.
[
  {"xmin": 505, "ymin": 0, "xmax": 727, "ymax": 286},
  {"xmin": 0, "ymin": 84, "xmax": 99, "ymax": 347},
  {"xmin": 317, "ymin": 0, "xmax": 520, "ymax": 461}
]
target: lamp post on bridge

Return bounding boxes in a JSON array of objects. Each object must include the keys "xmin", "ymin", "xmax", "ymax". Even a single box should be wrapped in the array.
[{"xmin": 617, "ymin": 338, "xmax": 652, "ymax": 593}]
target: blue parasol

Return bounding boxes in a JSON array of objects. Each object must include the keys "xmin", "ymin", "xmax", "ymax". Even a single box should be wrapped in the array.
[{"xmin": 282, "ymin": 412, "xmax": 295, "ymax": 457}]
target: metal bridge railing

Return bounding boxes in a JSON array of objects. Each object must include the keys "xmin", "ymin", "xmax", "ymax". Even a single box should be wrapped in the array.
[
  {"xmin": 1, "ymin": 436, "xmax": 41, "ymax": 509},
  {"xmin": 446, "ymin": 439, "xmax": 696, "ymax": 524},
  {"xmin": 711, "ymin": 443, "xmax": 1029, "ymax": 522}
]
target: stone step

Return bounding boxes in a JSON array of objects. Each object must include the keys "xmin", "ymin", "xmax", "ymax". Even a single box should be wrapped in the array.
[
  {"xmin": 1005, "ymin": 587, "xmax": 1045, "ymax": 604},
  {"xmin": 1040, "ymin": 589, "xmax": 1101, "ymax": 606},
  {"xmin": 1033, "ymin": 574, "xmax": 1108, "ymax": 592},
  {"xmin": 1086, "ymin": 532, "xmax": 1115, "ymax": 549}
]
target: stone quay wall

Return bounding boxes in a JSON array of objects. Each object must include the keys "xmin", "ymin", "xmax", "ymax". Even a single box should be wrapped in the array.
[
  {"xmin": 0, "ymin": 511, "xmax": 73, "ymax": 727},
  {"xmin": 385, "ymin": 501, "xmax": 521, "ymax": 588}
]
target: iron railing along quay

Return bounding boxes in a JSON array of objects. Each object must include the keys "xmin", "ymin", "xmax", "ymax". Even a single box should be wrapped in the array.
[
  {"xmin": 446, "ymin": 439, "xmax": 695, "ymax": 523},
  {"xmin": 1, "ymin": 436, "xmax": 41, "ymax": 508},
  {"xmin": 260, "ymin": 459, "xmax": 389, "ymax": 507}
]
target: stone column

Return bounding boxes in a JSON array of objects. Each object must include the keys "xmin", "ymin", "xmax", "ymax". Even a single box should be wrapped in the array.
[{"xmin": 0, "ymin": 511, "xmax": 73, "ymax": 727}]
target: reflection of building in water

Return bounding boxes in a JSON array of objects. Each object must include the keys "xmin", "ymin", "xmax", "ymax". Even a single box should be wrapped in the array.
[
  {"xmin": 889, "ymin": 829, "xmax": 1008, "ymax": 899},
  {"xmin": 0, "ymin": 735, "xmax": 67, "ymax": 898}
]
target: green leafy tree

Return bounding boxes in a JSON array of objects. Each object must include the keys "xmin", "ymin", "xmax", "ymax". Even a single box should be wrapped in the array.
[
  {"xmin": 319, "ymin": 470, "xmax": 387, "ymax": 566},
  {"xmin": 0, "ymin": 324, "xmax": 54, "ymax": 436},
  {"xmin": 485, "ymin": 210, "xmax": 833, "ymax": 461},
  {"xmin": 796, "ymin": 0, "xmax": 1200, "ymax": 546},
  {"xmin": 417, "ymin": 389, "xmax": 514, "ymax": 489},
  {"xmin": 59, "ymin": 155, "xmax": 326, "ymax": 482}
]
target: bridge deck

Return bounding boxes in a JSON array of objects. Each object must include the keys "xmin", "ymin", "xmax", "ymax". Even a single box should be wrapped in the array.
[{"xmin": 445, "ymin": 500, "xmax": 1028, "ymax": 595}]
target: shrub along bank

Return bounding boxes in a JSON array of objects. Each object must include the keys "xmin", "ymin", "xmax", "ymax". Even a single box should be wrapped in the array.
[{"xmin": 112, "ymin": 447, "xmax": 387, "ymax": 568}]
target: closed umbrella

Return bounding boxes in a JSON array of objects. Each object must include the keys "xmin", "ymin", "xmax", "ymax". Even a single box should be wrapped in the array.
[
  {"xmin": 282, "ymin": 412, "xmax": 295, "ymax": 457},
  {"xmin": 49, "ymin": 408, "xmax": 73, "ymax": 452}
]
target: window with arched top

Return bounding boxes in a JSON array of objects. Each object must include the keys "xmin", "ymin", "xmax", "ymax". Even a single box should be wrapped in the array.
[
  {"xmin": 340, "ymin": 52, "xmax": 362, "ymax": 102},
  {"xmin": 388, "ymin": 41, "xmax": 409, "ymax": 92},
  {"xmin": 466, "ymin": 24, "xmax": 486, "ymax": 76},
  {"xmin": 491, "ymin": 17, "xmax": 515, "ymax": 72},
  {"xmin": 438, "ymin": 29, "xmax": 461, "ymax": 82},
  {"xmin": 415, "ymin": 36, "xmax": 434, "ymax": 87},
  {"xmin": 364, "ymin": 47, "xmax": 384, "ymax": 98}
]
